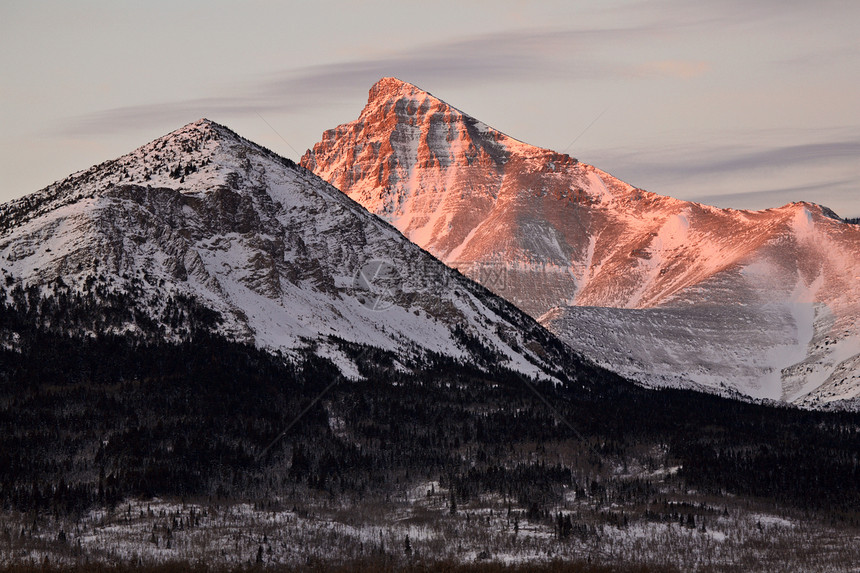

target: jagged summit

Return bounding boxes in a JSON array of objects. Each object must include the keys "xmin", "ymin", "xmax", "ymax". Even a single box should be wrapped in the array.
[
  {"xmin": 365, "ymin": 77, "xmax": 468, "ymax": 121},
  {"xmin": 126, "ymin": 117, "xmax": 234, "ymax": 159},
  {"xmin": 188, "ymin": 117, "xmax": 219, "ymax": 127},
  {"xmin": 171, "ymin": 117, "xmax": 222, "ymax": 132},
  {"xmin": 303, "ymin": 79, "xmax": 860, "ymax": 408},
  {"xmin": 367, "ymin": 77, "xmax": 432, "ymax": 103},
  {"xmin": 301, "ymin": 78, "xmax": 594, "ymax": 260},
  {"xmin": 0, "ymin": 117, "xmax": 304, "ymax": 235},
  {"xmin": 359, "ymin": 77, "xmax": 550, "ymax": 158},
  {"xmin": 163, "ymin": 117, "xmax": 272, "ymax": 153}
]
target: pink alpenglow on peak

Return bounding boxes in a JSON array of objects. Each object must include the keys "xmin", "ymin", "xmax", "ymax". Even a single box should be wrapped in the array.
[{"xmin": 302, "ymin": 78, "xmax": 860, "ymax": 409}]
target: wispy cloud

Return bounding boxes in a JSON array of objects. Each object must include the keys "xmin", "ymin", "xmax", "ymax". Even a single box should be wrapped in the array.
[
  {"xmin": 61, "ymin": 22, "xmax": 686, "ymax": 136},
  {"xmin": 69, "ymin": 0, "xmax": 857, "ymax": 137},
  {"xmin": 626, "ymin": 0, "xmax": 858, "ymax": 25},
  {"xmin": 65, "ymin": 97, "xmax": 260, "ymax": 137},
  {"xmin": 591, "ymin": 130, "xmax": 860, "ymax": 216},
  {"xmin": 606, "ymin": 139, "xmax": 860, "ymax": 180},
  {"xmin": 691, "ymin": 179, "xmax": 856, "ymax": 209}
]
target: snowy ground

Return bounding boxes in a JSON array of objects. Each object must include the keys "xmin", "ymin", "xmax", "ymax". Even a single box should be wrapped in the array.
[
  {"xmin": 542, "ymin": 301, "xmax": 860, "ymax": 408},
  {"xmin": 3, "ymin": 481, "xmax": 858, "ymax": 571}
]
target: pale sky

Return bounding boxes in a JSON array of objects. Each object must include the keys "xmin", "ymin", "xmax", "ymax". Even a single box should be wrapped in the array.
[{"xmin": 2, "ymin": 0, "xmax": 859, "ymax": 217}]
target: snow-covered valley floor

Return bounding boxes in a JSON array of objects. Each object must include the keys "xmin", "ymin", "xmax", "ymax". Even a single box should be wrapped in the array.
[{"xmin": 3, "ymin": 481, "xmax": 858, "ymax": 572}]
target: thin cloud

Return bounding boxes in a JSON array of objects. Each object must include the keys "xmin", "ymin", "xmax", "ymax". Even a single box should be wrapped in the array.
[
  {"xmin": 774, "ymin": 45, "xmax": 860, "ymax": 67},
  {"xmin": 61, "ymin": 23, "xmax": 681, "ymax": 136},
  {"xmin": 598, "ymin": 139, "xmax": 860, "ymax": 181},
  {"xmin": 691, "ymin": 178, "xmax": 856, "ymax": 209},
  {"xmin": 590, "ymin": 132, "xmax": 860, "ymax": 216},
  {"xmin": 630, "ymin": 0, "xmax": 858, "ymax": 25},
  {"xmin": 66, "ymin": 97, "xmax": 262, "ymax": 137},
  {"xmin": 705, "ymin": 141, "xmax": 860, "ymax": 174}
]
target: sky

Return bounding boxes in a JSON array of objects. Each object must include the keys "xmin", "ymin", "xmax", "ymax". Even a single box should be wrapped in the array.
[{"xmin": 2, "ymin": 0, "xmax": 859, "ymax": 217}]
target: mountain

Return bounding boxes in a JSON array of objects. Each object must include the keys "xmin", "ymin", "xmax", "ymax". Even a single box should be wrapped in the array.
[
  {"xmin": 301, "ymin": 77, "xmax": 860, "ymax": 407},
  {"xmin": 3, "ymin": 114, "xmax": 860, "ymax": 572},
  {"xmin": 0, "ymin": 118, "xmax": 576, "ymax": 382}
]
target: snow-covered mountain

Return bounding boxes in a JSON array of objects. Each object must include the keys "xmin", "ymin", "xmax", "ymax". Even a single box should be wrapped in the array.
[
  {"xmin": 0, "ymin": 119, "xmax": 574, "ymax": 381},
  {"xmin": 301, "ymin": 77, "xmax": 860, "ymax": 407}
]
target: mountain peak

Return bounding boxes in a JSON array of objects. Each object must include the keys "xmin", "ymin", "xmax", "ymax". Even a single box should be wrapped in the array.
[
  {"xmin": 157, "ymin": 117, "xmax": 234, "ymax": 144},
  {"xmin": 303, "ymin": 80, "xmax": 860, "ymax": 407},
  {"xmin": 0, "ymin": 116, "xmax": 303, "ymax": 236},
  {"xmin": 368, "ymin": 77, "xmax": 430, "ymax": 103},
  {"xmin": 0, "ymin": 116, "xmax": 574, "ymax": 385}
]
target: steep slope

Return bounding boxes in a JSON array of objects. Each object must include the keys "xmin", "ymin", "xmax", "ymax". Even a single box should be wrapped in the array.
[
  {"xmin": 302, "ymin": 77, "xmax": 860, "ymax": 406},
  {"xmin": 0, "ymin": 119, "xmax": 573, "ymax": 381}
]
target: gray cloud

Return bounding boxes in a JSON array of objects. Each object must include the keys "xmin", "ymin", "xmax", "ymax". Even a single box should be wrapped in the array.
[
  {"xmin": 61, "ymin": 23, "xmax": 678, "ymax": 136},
  {"xmin": 55, "ymin": 7, "xmax": 859, "ymax": 217},
  {"xmin": 73, "ymin": 0, "xmax": 855, "ymax": 138},
  {"xmin": 65, "ymin": 97, "xmax": 262, "ymax": 137},
  {"xmin": 691, "ymin": 179, "xmax": 856, "ymax": 210},
  {"xmin": 589, "ymin": 132, "xmax": 860, "ymax": 217},
  {"xmin": 605, "ymin": 140, "xmax": 860, "ymax": 181},
  {"xmin": 630, "ymin": 0, "xmax": 859, "ymax": 24}
]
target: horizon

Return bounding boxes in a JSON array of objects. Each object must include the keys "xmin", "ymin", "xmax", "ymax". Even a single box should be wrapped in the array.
[{"xmin": 2, "ymin": 1, "xmax": 859, "ymax": 218}]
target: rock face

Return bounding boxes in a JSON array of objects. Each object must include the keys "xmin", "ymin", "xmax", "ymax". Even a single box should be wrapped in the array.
[
  {"xmin": 0, "ymin": 119, "xmax": 573, "ymax": 381},
  {"xmin": 302, "ymin": 77, "xmax": 860, "ymax": 407}
]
